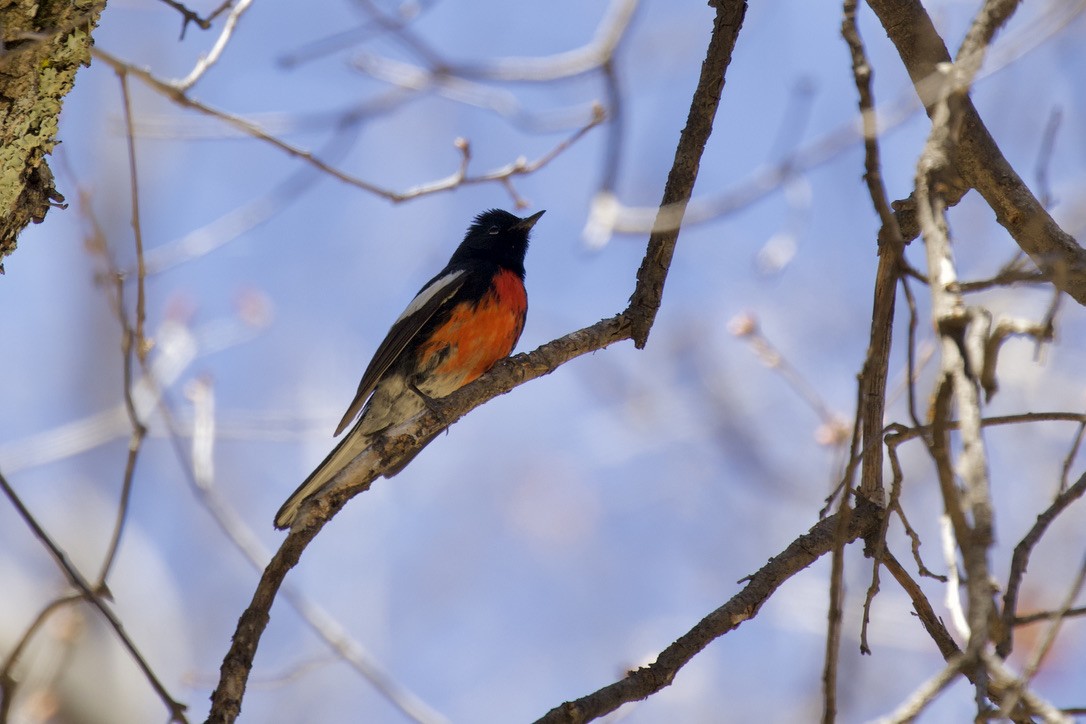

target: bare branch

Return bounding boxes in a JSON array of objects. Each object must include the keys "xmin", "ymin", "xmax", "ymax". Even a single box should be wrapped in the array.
[
  {"xmin": 627, "ymin": 0, "xmax": 747, "ymax": 348},
  {"xmin": 155, "ymin": 0, "xmax": 235, "ymax": 38},
  {"xmin": 533, "ymin": 499, "xmax": 883, "ymax": 724},
  {"xmin": 998, "ymin": 552, "xmax": 1086, "ymax": 718},
  {"xmin": 178, "ymin": 378, "xmax": 449, "ymax": 724},
  {"xmin": 174, "ymin": 0, "xmax": 256, "ymax": 91},
  {"xmin": 0, "ymin": 470, "xmax": 189, "ymax": 723},
  {"xmin": 207, "ymin": 5, "xmax": 749, "ymax": 716},
  {"xmin": 840, "ymin": 0, "xmax": 905, "ymax": 509},
  {"xmin": 207, "ymin": 314, "xmax": 632, "ymax": 723},
  {"xmin": 1014, "ymin": 606, "xmax": 1086, "ymax": 626},
  {"xmin": 875, "ymin": 657, "xmax": 967, "ymax": 724},
  {"xmin": 998, "ymin": 472, "xmax": 1086, "ymax": 657},
  {"xmin": 91, "ymin": 47, "xmax": 603, "ymax": 204},
  {"xmin": 867, "ymin": 0, "xmax": 1086, "ymax": 306}
]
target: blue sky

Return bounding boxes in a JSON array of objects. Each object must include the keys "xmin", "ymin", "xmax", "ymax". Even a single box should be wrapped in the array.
[{"xmin": 2, "ymin": 1, "xmax": 1086, "ymax": 722}]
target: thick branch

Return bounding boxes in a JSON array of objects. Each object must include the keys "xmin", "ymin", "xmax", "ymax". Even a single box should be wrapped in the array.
[
  {"xmin": 627, "ymin": 0, "xmax": 747, "ymax": 346},
  {"xmin": 866, "ymin": 0, "xmax": 1086, "ymax": 305}
]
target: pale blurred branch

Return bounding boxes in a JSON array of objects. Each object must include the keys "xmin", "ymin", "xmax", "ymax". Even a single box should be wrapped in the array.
[
  {"xmin": 875, "ymin": 657, "xmax": 967, "ymax": 724},
  {"xmin": 876, "ymin": 548, "xmax": 1063, "ymax": 722},
  {"xmin": 173, "ymin": 0, "xmax": 255, "ymax": 91},
  {"xmin": 93, "ymin": 46, "xmax": 604, "ymax": 207},
  {"xmin": 585, "ymin": 0, "xmax": 1085, "ymax": 247},
  {"xmin": 92, "ymin": 0, "xmax": 621, "ymax": 212}
]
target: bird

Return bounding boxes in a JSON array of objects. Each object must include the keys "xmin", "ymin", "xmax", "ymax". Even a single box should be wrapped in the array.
[{"xmin": 274, "ymin": 208, "xmax": 544, "ymax": 529}]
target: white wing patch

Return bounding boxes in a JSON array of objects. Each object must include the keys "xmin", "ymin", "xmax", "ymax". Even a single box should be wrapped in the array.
[{"xmin": 394, "ymin": 269, "xmax": 466, "ymax": 324}]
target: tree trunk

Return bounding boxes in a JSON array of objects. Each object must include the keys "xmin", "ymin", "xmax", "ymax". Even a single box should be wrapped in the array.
[{"xmin": 0, "ymin": 0, "xmax": 105, "ymax": 271}]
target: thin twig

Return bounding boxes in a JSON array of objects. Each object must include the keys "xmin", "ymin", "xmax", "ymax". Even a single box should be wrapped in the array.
[
  {"xmin": 998, "ymin": 472, "xmax": 1086, "ymax": 657},
  {"xmin": 94, "ymin": 70, "xmax": 152, "ymax": 587},
  {"xmin": 94, "ymin": 276, "xmax": 145, "ymax": 587},
  {"xmin": 92, "ymin": 47, "xmax": 603, "ymax": 204},
  {"xmin": 174, "ymin": 0, "xmax": 255, "ymax": 91},
  {"xmin": 998, "ymin": 552, "xmax": 1086, "ymax": 718},
  {"xmin": 887, "ymin": 411, "xmax": 1086, "ymax": 444},
  {"xmin": 730, "ymin": 313, "xmax": 847, "ymax": 433},
  {"xmin": 0, "ymin": 594, "xmax": 81, "ymax": 721},
  {"xmin": 117, "ymin": 69, "xmax": 148, "ymax": 364},
  {"xmin": 1058, "ymin": 422, "xmax": 1085, "ymax": 494},
  {"xmin": 1013, "ymin": 606, "xmax": 1086, "ymax": 626},
  {"xmin": 156, "ymin": 0, "xmax": 235, "ymax": 38},
  {"xmin": 821, "ymin": 490, "xmax": 851, "ymax": 724},
  {"xmin": 0, "ymin": 469, "xmax": 189, "ymax": 722}
]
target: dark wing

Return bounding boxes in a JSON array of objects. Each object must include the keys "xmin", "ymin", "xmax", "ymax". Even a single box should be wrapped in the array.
[{"xmin": 334, "ymin": 267, "xmax": 468, "ymax": 435}]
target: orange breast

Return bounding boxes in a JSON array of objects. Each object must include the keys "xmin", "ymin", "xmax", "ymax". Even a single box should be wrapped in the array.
[{"xmin": 417, "ymin": 269, "xmax": 527, "ymax": 393}]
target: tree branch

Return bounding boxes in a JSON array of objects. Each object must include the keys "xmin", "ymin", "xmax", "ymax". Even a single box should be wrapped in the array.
[
  {"xmin": 0, "ymin": 469, "xmax": 189, "ymax": 722},
  {"xmin": 627, "ymin": 0, "xmax": 747, "ymax": 347},
  {"xmin": 208, "ymin": 316, "xmax": 632, "ymax": 722},
  {"xmin": 865, "ymin": 0, "xmax": 1086, "ymax": 306},
  {"xmin": 208, "ymin": 2, "xmax": 750, "ymax": 719},
  {"xmin": 998, "ymin": 472, "xmax": 1086, "ymax": 657},
  {"xmin": 533, "ymin": 498, "xmax": 883, "ymax": 724}
]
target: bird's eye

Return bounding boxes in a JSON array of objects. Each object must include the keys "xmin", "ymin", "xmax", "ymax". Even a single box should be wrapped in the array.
[{"xmin": 487, "ymin": 225, "xmax": 500, "ymax": 235}]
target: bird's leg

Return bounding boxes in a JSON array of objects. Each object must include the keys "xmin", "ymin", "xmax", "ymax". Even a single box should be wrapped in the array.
[
  {"xmin": 408, "ymin": 380, "xmax": 445, "ymax": 416},
  {"xmin": 408, "ymin": 381, "xmax": 453, "ymax": 438}
]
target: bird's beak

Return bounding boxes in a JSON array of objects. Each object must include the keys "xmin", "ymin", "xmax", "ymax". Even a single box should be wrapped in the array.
[{"xmin": 514, "ymin": 210, "xmax": 545, "ymax": 231}]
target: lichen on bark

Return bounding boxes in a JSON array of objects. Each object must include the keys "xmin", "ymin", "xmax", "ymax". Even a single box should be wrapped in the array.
[{"xmin": 0, "ymin": 0, "xmax": 105, "ymax": 270}]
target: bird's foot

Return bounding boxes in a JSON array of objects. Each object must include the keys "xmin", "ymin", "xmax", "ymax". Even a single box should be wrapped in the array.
[{"xmin": 409, "ymin": 381, "xmax": 446, "ymax": 418}]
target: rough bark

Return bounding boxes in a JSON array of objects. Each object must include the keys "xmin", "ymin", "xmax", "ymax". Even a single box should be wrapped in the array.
[{"xmin": 0, "ymin": 0, "xmax": 105, "ymax": 270}]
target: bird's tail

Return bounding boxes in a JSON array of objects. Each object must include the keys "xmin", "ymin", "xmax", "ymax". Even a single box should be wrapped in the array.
[
  {"xmin": 274, "ymin": 426, "xmax": 447, "ymax": 529},
  {"xmin": 274, "ymin": 426, "xmax": 371, "ymax": 529}
]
